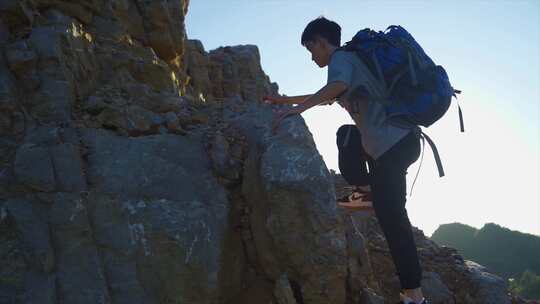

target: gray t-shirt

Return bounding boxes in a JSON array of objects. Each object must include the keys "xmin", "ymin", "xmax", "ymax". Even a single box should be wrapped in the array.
[{"xmin": 327, "ymin": 50, "xmax": 411, "ymax": 159}]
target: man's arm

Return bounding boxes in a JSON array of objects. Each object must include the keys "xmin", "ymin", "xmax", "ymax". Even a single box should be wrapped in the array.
[
  {"xmin": 264, "ymin": 94, "xmax": 313, "ymax": 105},
  {"xmin": 295, "ymin": 81, "xmax": 348, "ymax": 112},
  {"xmin": 271, "ymin": 81, "xmax": 348, "ymax": 131}
]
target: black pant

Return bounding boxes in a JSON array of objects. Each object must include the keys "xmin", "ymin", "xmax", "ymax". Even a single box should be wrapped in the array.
[
  {"xmin": 336, "ymin": 125, "xmax": 373, "ymax": 187},
  {"xmin": 336, "ymin": 126, "xmax": 423, "ymax": 289},
  {"xmin": 371, "ymin": 131, "xmax": 422, "ymax": 289}
]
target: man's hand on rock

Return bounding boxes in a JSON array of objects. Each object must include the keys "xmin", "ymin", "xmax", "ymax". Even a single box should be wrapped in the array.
[{"xmin": 263, "ymin": 95, "xmax": 289, "ymax": 105}]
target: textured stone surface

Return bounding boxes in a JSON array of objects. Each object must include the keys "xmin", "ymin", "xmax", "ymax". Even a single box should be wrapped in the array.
[
  {"xmin": 185, "ymin": 39, "xmax": 212, "ymax": 99},
  {"xmin": 273, "ymin": 274, "xmax": 298, "ymax": 304},
  {"xmin": 49, "ymin": 143, "xmax": 86, "ymax": 192},
  {"xmin": 209, "ymin": 45, "xmax": 279, "ymax": 101},
  {"xmin": 0, "ymin": 57, "xmax": 17, "ymax": 111},
  {"xmin": 80, "ymin": 129, "xmax": 230, "ymax": 303},
  {"xmin": 465, "ymin": 261, "xmax": 512, "ymax": 304},
  {"xmin": 421, "ymin": 271, "xmax": 455, "ymax": 304},
  {"xmin": 225, "ymin": 104, "xmax": 348, "ymax": 304},
  {"xmin": 14, "ymin": 144, "xmax": 56, "ymax": 192},
  {"xmin": 50, "ymin": 192, "xmax": 110, "ymax": 304},
  {"xmin": 184, "ymin": 41, "xmax": 279, "ymax": 102},
  {"xmin": 5, "ymin": 198, "xmax": 55, "ymax": 274},
  {"xmin": 361, "ymin": 288, "xmax": 385, "ymax": 304}
]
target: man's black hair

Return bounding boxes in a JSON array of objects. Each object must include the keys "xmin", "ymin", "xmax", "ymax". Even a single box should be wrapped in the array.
[{"xmin": 301, "ymin": 16, "xmax": 341, "ymax": 47}]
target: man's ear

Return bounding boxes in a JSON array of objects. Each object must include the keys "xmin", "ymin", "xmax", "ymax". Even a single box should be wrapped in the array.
[
  {"xmin": 312, "ymin": 36, "xmax": 323, "ymax": 47},
  {"xmin": 316, "ymin": 36, "xmax": 331, "ymax": 50}
]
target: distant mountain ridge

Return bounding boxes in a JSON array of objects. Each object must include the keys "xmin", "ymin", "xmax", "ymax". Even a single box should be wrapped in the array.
[{"xmin": 431, "ymin": 222, "xmax": 540, "ymax": 279}]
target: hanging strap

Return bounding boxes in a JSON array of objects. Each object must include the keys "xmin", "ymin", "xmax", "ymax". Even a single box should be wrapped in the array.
[
  {"xmin": 453, "ymin": 89, "xmax": 464, "ymax": 133},
  {"xmin": 409, "ymin": 135, "xmax": 425, "ymax": 196},
  {"xmin": 421, "ymin": 131, "xmax": 445, "ymax": 177},
  {"xmin": 458, "ymin": 104, "xmax": 465, "ymax": 132},
  {"xmin": 408, "ymin": 131, "xmax": 445, "ymax": 197}
]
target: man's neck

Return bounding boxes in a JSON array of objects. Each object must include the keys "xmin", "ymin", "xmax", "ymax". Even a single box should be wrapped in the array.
[{"xmin": 327, "ymin": 45, "xmax": 338, "ymax": 57}]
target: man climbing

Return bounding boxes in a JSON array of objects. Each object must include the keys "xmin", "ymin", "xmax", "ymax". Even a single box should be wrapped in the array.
[{"xmin": 265, "ymin": 16, "xmax": 427, "ymax": 304}]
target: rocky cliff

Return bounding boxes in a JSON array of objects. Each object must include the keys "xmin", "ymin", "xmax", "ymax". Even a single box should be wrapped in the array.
[{"xmin": 0, "ymin": 1, "xmax": 526, "ymax": 303}]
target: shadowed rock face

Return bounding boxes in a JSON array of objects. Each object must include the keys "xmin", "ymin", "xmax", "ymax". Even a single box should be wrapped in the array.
[
  {"xmin": 226, "ymin": 104, "xmax": 348, "ymax": 304},
  {"xmin": 0, "ymin": 1, "xmax": 525, "ymax": 304}
]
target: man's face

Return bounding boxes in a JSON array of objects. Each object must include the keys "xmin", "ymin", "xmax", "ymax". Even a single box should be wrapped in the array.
[{"xmin": 305, "ymin": 37, "xmax": 330, "ymax": 68}]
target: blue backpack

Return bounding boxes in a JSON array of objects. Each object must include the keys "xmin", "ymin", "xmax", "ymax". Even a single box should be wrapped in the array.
[{"xmin": 340, "ymin": 25, "xmax": 463, "ymax": 177}]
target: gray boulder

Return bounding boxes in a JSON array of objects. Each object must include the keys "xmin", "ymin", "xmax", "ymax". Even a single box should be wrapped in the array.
[
  {"xmin": 81, "ymin": 129, "xmax": 230, "ymax": 303},
  {"xmin": 465, "ymin": 261, "xmax": 511, "ymax": 304},
  {"xmin": 228, "ymin": 103, "xmax": 348, "ymax": 304}
]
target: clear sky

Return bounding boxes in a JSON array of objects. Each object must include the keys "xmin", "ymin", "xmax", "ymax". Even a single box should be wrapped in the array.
[{"xmin": 186, "ymin": 0, "xmax": 540, "ymax": 236}]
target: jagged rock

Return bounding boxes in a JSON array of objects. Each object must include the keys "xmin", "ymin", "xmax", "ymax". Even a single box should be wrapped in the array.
[
  {"xmin": 228, "ymin": 104, "xmax": 348, "ymax": 303},
  {"xmin": 164, "ymin": 111, "xmax": 187, "ymax": 134},
  {"xmin": 465, "ymin": 261, "xmax": 511, "ymax": 304},
  {"xmin": 132, "ymin": 0, "xmax": 189, "ymax": 62},
  {"xmin": 0, "ymin": 19, "xmax": 11, "ymax": 44},
  {"xmin": 185, "ymin": 43, "xmax": 280, "ymax": 102},
  {"xmin": 0, "ymin": 57, "xmax": 19, "ymax": 138},
  {"xmin": 97, "ymin": 105, "xmax": 164, "ymax": 135},
  {"xmin": 208, "ymin": 130, "xmax": 244, "ymax": 185},
  {"xmin": 82, "ymin": 85, "xmax": 186, "ymax": 125},
  {"xmin": 273, "ymin": 274, "xmax": 299, "ymax": 304},
  {"xmin": 144, "ymin": 95, "xmax": 188, "ymax": 114},
  {"xmin": 108, "ymin": 0, "xmax": 145, "ymax": 41},
  {"xmin": 27, "ymin": 15, "xmax": 97, "ymax": 123},
  {"xmin": 48, "ymin": 1, "xmax": 96, "ymax": 24},
  {"xmin": 83, "ymin": 95, "xmax": 108, "ymax": 115},
  {"xmin": 178, "ymin": 110, "xmax": 209, "ymax": 127},
  {"xmin": 185, "ymin": 39, "xmax": 213, "ymax": 100},
  {"xmin": 91, "ymin": 14, "xmax": 129, "ymax": 42},
  {"xmin": 4, "ymin": 40, "xmax": 39, "ymax": 89},
  {"xmin": 0, "ymin": 57, "xmax": 17, "ymax": 112},
  {"xmin": 207, "ymin": 45, "xmax": 279, "ymax": 101},
  {"xmin": 0, "ymin": 0, "xmax": 33, "ymax": 31},
  {"xmin": 361, "ymin": 288, "xmax": 385, "ymax": 304},
  {"xmin": 421, "ymin": 271, "xmax": 454, "ymax": 304}
]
